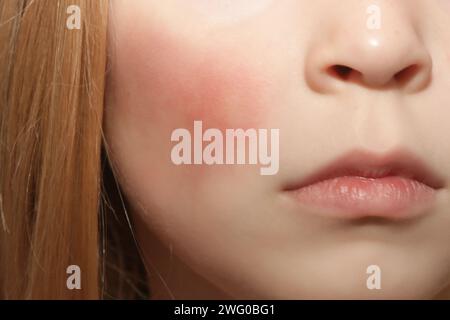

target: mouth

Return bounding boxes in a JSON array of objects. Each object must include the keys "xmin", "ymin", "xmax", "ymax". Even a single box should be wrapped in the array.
[{"xmin": 284, "ymin": 149, "xmax": 445, "ymax": 220}]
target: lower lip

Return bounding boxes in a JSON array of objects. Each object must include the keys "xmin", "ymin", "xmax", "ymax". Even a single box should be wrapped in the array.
[{"xmin": 287, "ymin": 176, "xmax": 437, "ymax": 219}]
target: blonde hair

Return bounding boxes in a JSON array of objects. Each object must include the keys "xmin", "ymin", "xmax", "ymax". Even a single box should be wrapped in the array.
[{"xmin": 0, "ymin": 0, "xmax": 147, "ymax": 299}]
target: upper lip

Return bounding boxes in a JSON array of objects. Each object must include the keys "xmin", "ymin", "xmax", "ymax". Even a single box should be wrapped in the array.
[{"xmin": 284, "ymin": 149, "xmax": 445, "ymax": 191}]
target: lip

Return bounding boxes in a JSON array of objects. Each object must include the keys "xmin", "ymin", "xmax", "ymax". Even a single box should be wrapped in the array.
[{"xmin": 284, "ymin": 149, "xmax": 445, "ymax": 220}]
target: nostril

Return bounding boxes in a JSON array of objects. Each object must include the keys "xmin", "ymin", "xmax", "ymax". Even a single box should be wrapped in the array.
[
  {"xmin": 394, "ymin": 64, "xmax": 420, "ymax": 85},
  {"xmin": 324, "ymin": 63, "xmax": 427, "ymax": 89},
  {"xmin": 327, "ymin": 65, "xmax": 358, "ymax": 81}
]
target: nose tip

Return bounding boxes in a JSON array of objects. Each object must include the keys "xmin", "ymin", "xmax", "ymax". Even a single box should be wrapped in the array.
[{"xmin": 305, "ymin": 16, "xmax": 432, "ymax": 93}]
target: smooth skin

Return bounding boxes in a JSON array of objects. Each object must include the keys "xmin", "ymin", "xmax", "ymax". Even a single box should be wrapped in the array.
[{"xmin": 105, "ymin": 0, "xmax": 450, "ymax": 299}]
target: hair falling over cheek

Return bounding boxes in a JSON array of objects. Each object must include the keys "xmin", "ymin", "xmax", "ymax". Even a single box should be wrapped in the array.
[{"xmin": 0, "ymin": 0, "xmax": 110, "ymax": 299}]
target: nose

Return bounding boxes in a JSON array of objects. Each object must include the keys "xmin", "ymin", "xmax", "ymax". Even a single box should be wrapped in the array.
[{"xmin": 304, "ymin": 3, "xmax": 432, "ymax": 93}]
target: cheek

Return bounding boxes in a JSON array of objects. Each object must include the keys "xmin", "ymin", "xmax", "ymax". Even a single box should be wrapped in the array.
[
  {"xmin": 115, "ymin": 24, "xmax": 269, "ymax": 132},
  {"xmin": 110, "ymin": 23, "xmax": 276, "ymax": 190},
  {"xmin": 180, "ymin": 61, "xmax": 267, "ymax": 132}
]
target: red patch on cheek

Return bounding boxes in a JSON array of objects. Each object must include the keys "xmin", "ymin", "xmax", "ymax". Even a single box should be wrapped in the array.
[
  {"xmin": 127, "ymin": 29, "xmax": 268, "ymax": 131},
  {"xmin": 163, "ymin": 53, "xmax": 270, "ymax": 180},
  {"xmin": 116, "ymin": 24, "xmax": 272, "ymax": 182},
  {"xmin": 181, "ymin": 60, "xmax": 267, "ymax": 132}
]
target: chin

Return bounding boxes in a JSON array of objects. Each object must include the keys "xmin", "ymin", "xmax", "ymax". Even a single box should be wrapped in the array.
[{"xmin": 235, "ymin": 247, "xmax": 449, "ymax": 300}]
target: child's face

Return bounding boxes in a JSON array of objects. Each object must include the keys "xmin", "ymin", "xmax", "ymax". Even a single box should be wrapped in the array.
[{"xmin": 105, "ymin": 0, "xmax": 450, "ymax": 298}]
